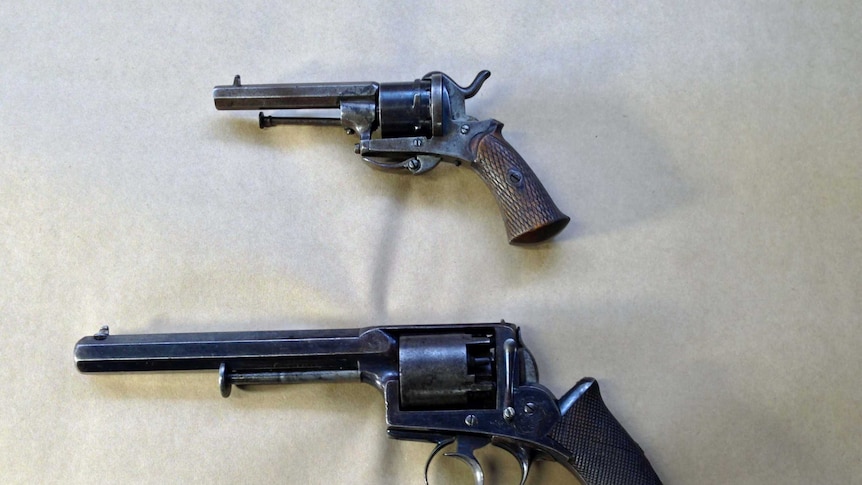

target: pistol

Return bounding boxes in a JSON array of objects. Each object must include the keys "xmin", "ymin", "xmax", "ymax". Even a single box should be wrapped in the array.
[
  {"xmin": 213, "ymin": 71, "xmax": 570, "ymax": 244},
  {"xmin": 75, "ymin": 322, "xmax": 660, "ymax": 484}
]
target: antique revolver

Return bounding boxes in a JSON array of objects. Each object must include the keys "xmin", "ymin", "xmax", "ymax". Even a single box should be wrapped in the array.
[
  {"xmin": 75, "ymin": 321, "xmax": 660, "ymax": 484},
  {"xmin": 213, "ymin": 71, "xmax": 570, "ymax": 244}
]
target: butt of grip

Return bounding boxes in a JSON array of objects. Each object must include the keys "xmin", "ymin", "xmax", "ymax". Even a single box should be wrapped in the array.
[
  {"xmin": 549, "ymin": 378, "xmax": 662, "ymax": 485},
  {"xmin": 469, "ymin": 122, "xmax": 570, "ymax": 244}
]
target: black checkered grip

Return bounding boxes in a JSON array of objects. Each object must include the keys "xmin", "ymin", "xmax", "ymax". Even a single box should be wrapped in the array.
[
  {"xmin": 548, "ymin": 378, "xmax": 662, "ymax": 485},
  {"xmin": 470, "ymin": 124, "xmax": 569, "ymax": 244}
]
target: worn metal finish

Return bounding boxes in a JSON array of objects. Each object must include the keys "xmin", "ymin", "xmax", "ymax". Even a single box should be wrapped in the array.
[
  {"xmin": 378, "ymin": 80, "xmax": 432, "ymax": 138},
  {"xmin": 259, "ymin": 114, "xmax": 341, "ymax": 128},
  {"xmin": 213, "ymin": 75, "xmax": 378, "ymax": 110},
  {"xmin": 399, "ymin": 333, "xmax": 495, "ymax": 409},
  {"xmin": 75, "ymin": 321, "xmax": 661, "ymax": 485},
  {"xmin": 213, "ymin": 70, "xmax": 570, "ymax": 244}
]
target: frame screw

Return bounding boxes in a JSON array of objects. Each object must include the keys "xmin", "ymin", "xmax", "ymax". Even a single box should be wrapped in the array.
[
  {"xmin": 413, "ymin": 138, "xmax": 423, "ymax": 147},
  {"xmin": 524, "ymin": 403, "xmax": 536, "ymax": 415},
  {"xmin": 503, "ymin": 406, "xmax": 516, "ymax": 422},
  {"xmin": 465, "ymin": 415, "xmax": 478, "ymax": 427},
  {"xmin": 407, "ymin": 158, "xmax": 421, "ymax": 172},
  {"xmin": 460, "ymin": 124, "xmax": 470, "ymax": 135}
]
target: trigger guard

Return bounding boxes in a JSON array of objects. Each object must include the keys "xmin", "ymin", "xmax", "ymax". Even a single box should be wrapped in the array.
[
  {"xmin": 362, "ymin": 155, "xmax": 441, "ymax": 175},
  {"xmin": 443, "ymin": 450, "xmax": 485, "ymax": 485},
  {"xmin": 361, "ymin": 156, "xmax": 404, "ymax": 171},
  {"xmin": 409, "ymin": 155, "xmax": 442, "ymax": 175},
  {"xmin": 492, "ymin": 440, "xmax": 533, "ymax": 485}
]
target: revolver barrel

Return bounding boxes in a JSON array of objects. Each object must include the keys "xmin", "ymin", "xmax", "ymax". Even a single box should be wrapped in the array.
[
  {"xmin": 213, "ymin": 75, "xmax": 435, "ymax": 138},
  {"xmin": 74, "ymin": 324, "xmax": 502, "ymax": 404},
  {"xmin": 213, "ymin": 76, "xmax": 378, "ymax": 110},
  {"xmin": 74, "ymin": 327, "xmax": 395, "ymax": 396}
]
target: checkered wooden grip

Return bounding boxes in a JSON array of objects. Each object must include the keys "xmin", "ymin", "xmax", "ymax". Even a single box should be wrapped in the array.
[
  {"xmin": 470, "ymin": 124, "xmax": 570, "ymax": 244},
  {"xmin": 549, "ymin": 378, "xmax": 662, "ymax": 485}
]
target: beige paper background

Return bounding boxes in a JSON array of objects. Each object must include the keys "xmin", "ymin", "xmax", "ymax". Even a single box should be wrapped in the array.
[{"xmin": 2, "ymin": 2, "xmax": 860, "ymax": 484}]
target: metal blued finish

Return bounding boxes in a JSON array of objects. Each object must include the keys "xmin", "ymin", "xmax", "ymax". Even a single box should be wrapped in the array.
[
  {"xmin": 398, "ymin": 333, "xmax": 495, "ymax": 409},
  {"xmin": 73, "ymin": 328, "xmax": 393, "ymax": 375},
  {"xmin": 75, "ymin": 322, "xmax": 661, "ymax": 484},
  {"xmin": 469, "ymin": 122, "xmax": 570, "ymax": 243},
  {"xmin": 377, "ymin": 80, "xmax": 432, "ymax": 138}
]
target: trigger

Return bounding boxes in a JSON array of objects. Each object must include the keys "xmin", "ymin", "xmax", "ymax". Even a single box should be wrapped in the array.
[
  {"xmin": 444, "ymin": 435, "xmax": 489, "ymax": 485},
  {"xmin": 424, "ymin": 437, "xmax": 456, "ymax": 485},
  {"xmin": 493, "ymin": 441, "xmax": 534, "ymax": 485},
  {"xmin": 424, "ymin": 436, "xmax": 489, "ymax": 485}
]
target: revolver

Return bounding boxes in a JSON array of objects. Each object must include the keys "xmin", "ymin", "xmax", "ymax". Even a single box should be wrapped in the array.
[
  {"xmin": 213, "ymin": 71, "xmax": 570, "ymax": 244},
  {"xmin": 75, "ymin": 321, "xmax": 661, "ymax": 484}
]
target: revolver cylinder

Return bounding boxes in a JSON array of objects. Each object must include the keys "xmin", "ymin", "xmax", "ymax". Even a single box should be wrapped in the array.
[
  {"xmin": 377, "ymin": 80, "xmax": 433, "ymax": 138},
  {"xmin": 398, "ymin": 333, "xmax": 495, "ymax": 410}
]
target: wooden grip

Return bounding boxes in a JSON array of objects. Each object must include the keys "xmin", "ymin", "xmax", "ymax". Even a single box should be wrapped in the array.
[{"xmin": 469, "ymin": 124, "xmax": 570, "ymax": 243}]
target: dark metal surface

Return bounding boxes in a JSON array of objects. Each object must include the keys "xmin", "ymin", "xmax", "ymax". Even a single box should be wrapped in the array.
[
  {"xmin": 74, "ymin": 327, "xmax": 390, "ymax": 373},
  {"xmin": 378, "ymin": 80, "xmax": 432, "ymax": 138},
  {"xmin": 212, "ymin": 70, "xmax": 570, "ymax": 244},
  {"xmin": 75, "ymin": 322, "xmax": 660, "ymax": 484},
  {"xmin": 259, "ymin": 114, "xmax": 341, "ymax": 128},
  {"xmin": 213, "ymin": 75, "xmax": 378, "ymax": 110},
  {"xmin": 399, "ymin": 333, "xmax": 495, "ymax": 409}
]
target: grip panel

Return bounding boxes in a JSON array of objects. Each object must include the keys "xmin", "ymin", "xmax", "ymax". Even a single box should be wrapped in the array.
[
  {"xmin": 470, "ymin": 124, "xmax": 570, "ymax": 244},
  {"xmin": 549, "ymin": 378, "xmax": 662, "ymax": 485}
]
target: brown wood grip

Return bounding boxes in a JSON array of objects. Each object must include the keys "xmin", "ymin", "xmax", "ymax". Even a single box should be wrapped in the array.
[{"xmin": 470, "ymin": 123, "xmax": 570, "ymax": 243}]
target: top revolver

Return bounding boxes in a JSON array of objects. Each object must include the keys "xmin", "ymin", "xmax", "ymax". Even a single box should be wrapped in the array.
[{"xmin": 213, "ymin": 71, "xmax": 570, "ymax": 244}]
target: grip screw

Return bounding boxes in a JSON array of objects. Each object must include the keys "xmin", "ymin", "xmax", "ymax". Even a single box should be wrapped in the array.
[
  {"xmin": 507, "ymin": 169, "xmax": 523, "ymax": 186},
  {"xmin": 407, "ymin": 158, "xmax": 421, "ymax": 172},
  {"xmin": 465, "ymin": 415, "xmax": 478, "ymax": 427}
]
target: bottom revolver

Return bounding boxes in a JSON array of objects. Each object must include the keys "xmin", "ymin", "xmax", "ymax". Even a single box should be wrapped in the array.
[{"xmin": 74, "ymin": 321, "xmax": 661, "ymax": 485}]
